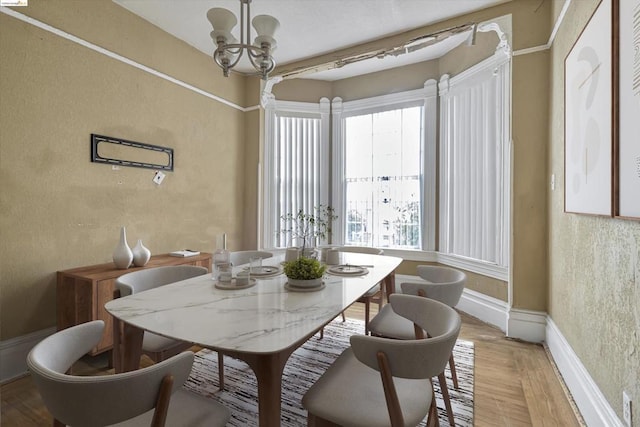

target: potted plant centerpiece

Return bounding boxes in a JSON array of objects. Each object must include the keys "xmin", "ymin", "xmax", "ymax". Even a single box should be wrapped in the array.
[{"xmin": 281, "ymin": 205, "xmax": 336, "ymax": 288}]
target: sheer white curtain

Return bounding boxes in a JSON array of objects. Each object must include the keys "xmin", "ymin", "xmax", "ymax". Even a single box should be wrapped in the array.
[
  {"xmin": 262, "ymin": 98, "xmax": 330, "ymax": 248},
  {"xmin": 439, "ymin": 50, "xmax": 510, "ymax": 269}
]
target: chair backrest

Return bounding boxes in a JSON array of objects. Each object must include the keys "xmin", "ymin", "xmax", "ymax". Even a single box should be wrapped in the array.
[
  {"xmin": 27, "ymin": 320, "xmax": 194, "ymax": 426},
  {"xmin": 416, "ymin": 265, "xmax": 466, "ymax": 284},
  {"xmin": 350, "ymin": 294, "xmax": 460, "ymax": 381},
  {"xmin": 116, "ymin": 265, "xmax": 208, "ymax": 297},
  {"xmin": 402, "ymin": 265, "xmax": 466, "ymax": 307},
  {"xmin": 334, "ymin": 246, "xmax": 384, "ymax": 255},
  {"xmin": 229, "ymin": 250, "xmax": 273, "ymax": 266}
]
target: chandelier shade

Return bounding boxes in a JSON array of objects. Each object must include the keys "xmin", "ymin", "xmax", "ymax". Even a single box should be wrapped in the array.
[{"xmin": 207, "ymin": 0, "xmax": 280, "ymax": 80}]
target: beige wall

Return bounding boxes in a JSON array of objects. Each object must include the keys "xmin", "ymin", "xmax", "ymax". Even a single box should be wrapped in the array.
[
  {"xmin": 0, "ymin": 0, "xmax": 248, "ymax": 340},
  {"xmin": 549, "ymin": 0, "xmax": 640, "ymax": 422}
]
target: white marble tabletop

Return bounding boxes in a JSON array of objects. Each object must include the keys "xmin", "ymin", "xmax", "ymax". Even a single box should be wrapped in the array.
[{"xmin": 105, "ymin": 252, "xmax": 402, "ymax": 354}]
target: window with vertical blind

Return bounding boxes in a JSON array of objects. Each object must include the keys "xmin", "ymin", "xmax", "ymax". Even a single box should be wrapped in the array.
[
  {"xmin": 262, "ymin": 98, "xmax": 330, "ymax": 249},
  {"xmin": 438, "ymin": 51, "xmax": 511, "ymax": 273}
]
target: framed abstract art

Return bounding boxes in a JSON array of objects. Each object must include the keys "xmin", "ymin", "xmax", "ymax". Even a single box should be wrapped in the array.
[{"xmin": 564, "ymin": 0, "xmax": 614, "ymax": 216}]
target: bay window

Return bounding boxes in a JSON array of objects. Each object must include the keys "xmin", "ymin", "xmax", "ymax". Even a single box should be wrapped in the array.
[{"xmin": 262, "ymin": 50, "xmax": 510, "ymax": 278}]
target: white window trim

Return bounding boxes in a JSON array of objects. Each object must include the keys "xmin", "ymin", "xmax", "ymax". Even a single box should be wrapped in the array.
[
  {"xmin": 331, "ymin": 79, "xmax": 438, "ymax": 250},
  {"xmin": 262, "ymin": 97, "xmax": 330, "ymax": 249}
]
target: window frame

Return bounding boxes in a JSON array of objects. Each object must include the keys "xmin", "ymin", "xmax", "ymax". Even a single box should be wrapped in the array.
[{"xmin": 331, "ymin": 80, "xmax": 438, "ymax": 251}]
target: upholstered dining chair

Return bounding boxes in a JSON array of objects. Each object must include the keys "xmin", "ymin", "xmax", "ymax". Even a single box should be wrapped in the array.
[
  {"xmin": 27, "ymin": 320, "xmax": 230, "ymax": 427},
  {"xmin": 333, "ymin": 246, "xmax": 385, "ymax": 334},
  {"xmin": 303, "ymin": 294, "xmax": 461, "ymax": 427},
  {"xmin": 229, "ymin": 250, "xmax": 273, "ymax": 266},
  {"xmin": 115, "ymin": 265, "xmax": 228, "ymax": 389},
  {"xmin": 368, "ymin": 265, "xmax": 467, "ymax": 426},
  {"xmin": 115, "ymin": 265, "xmax": 208, "ymax": 363}
]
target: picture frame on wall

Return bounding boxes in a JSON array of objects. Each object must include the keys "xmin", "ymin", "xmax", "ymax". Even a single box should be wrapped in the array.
[
  {"xmin": 564, "ymin": 0, "xmax": 614, "ymax": 216},
  {"xmin": 615, "ymin": 0, "xmax": 640, "ymax": 219}
]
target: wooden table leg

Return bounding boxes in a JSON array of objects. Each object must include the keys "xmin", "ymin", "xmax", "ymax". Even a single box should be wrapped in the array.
[
  {"xmin": 121, "ymin": 323, "xmax": 144, "ymax": 372},
  {"xmin": 225, "ymin": 348, "xmax": 296, "ymax": 427},
  {"xmin": 383, "ymin": 271, "xmax": 396, "ymax": 302}
]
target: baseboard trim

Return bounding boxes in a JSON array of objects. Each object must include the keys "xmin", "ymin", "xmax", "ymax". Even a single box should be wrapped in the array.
[
  {"xmin": 507, "ymin": 308, "xmax": 547, "ymax": 343},
  {"xmin": 458, "ymin": 288, "xmax": 509, "ymax": 332},
  {"xmin": 0, "ymin": 326, "xmax": 55, "ymax": 384},
  {"xmin": 546, "ymin": 317, "xmax": 624, "ymax": 427}
]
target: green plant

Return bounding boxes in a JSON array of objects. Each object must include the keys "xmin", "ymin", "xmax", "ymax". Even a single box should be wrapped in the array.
[
  {"xmin": 283, "ymin": 256, "xmax": 326, "ymax": 280},
  {"xmin": 280, "ymin": 205, "xmax": 337, "ymax": 252}
]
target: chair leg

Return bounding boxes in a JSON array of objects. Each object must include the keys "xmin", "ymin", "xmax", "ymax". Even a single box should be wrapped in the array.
[
  {"xmin": 426, "ymin": 379, "xmax": 440, "ymax": 427},
  {"xmin": 449, "ymin": 353, "xmax": 459, "ymax": 389},
  {"xmin": 341, "ymin": 311, "xmax": 346, "ymax": 322},
  {"xmin": 437, "ymin": 373, "xmax": 455, "ymax": 427},
  {"xmin": 218, "ymin": 352, "xmax": 225, "ymax": 391},
  {"xmin": 319, "ymin": 327, "xmax": 324, "ymax": 339}
]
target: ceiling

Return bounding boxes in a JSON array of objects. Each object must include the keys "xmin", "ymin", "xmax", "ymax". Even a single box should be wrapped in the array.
[{"xmin": 114, "ymin": 0, "xmax": 509, "ymax": 80}]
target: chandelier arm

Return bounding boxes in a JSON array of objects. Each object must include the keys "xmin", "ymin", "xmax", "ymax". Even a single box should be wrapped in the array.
[
  {"xmin": 214, "ymin": 47, "xmax": 244, "ymax": 70},
  {"xmin": 247, "ymin": 49, "xmax": 274, "ymax": 70}
]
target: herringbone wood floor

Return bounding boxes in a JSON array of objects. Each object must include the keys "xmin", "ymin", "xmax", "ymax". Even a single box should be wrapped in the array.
[{"xmin": 1, "ymin": 303, "xmax": 582, "ymax": 426}]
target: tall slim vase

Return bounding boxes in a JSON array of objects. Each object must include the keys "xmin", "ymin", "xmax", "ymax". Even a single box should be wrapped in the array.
[{"xmin": 113, "ymin": 226, "xmax": 133, "ymax": 269}]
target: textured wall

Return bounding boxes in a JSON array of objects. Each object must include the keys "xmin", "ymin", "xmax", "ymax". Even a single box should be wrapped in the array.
[
  {"xmin": 0, "ymin": 1, "xmax": 247, "ymax": 340},
  {"xmin": 549, "ymin": 0, "xmax": 640, "ymax": 422}
]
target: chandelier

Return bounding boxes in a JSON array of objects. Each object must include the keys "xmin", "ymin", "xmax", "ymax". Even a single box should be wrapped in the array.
[{"xmin": 207, "ymin": 0, "xmax": 280, "ymax": 80}]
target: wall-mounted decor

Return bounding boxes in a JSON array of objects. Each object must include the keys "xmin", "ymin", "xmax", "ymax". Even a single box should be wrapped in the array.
[
  {"xmin": 91, "ymin": 134, "xmax": 173, "ymax": 171},
  {"xmin": 615, "ymin": 0, "xmax": 640, "ymax": 219},
  {"xmin": 564, "ymin": 0, "xmax": 613, "ymax": 216}
]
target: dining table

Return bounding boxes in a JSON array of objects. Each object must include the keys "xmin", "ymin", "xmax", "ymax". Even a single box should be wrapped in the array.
[{"xmin": 105, "ymin": 251, "xmax": 401, "ymax": 427}]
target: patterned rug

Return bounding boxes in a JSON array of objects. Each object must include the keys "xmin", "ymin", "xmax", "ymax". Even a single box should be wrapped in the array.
[{"xmin": 185, "ymin": 318, "xmax": 474, "ymax": 426}]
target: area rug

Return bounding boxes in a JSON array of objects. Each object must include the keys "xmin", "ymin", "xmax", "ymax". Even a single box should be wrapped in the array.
[{"xmin": 185, "ymin": 318, "xmax": 474, "ymax": 426}]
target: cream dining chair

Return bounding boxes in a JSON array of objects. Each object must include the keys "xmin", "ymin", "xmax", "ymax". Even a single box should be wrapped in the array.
[
  {"xmin": 115, "ymin": 265, "xmax": 208, "ymax": 363},
  {"xmin": 229, "ymin": 250, "xmax": 273, "ymax": 266},
  {"xmin": 303, "ymin": 294, "xmax": 461, "ymax": 427},
  {"xmin": 368, "ymin": 265, "xmax": 467, "ymax": 426},
  {"xmin": 114, "ymin": 265, "xmax": 227, "ymax": 390},
  {"xmin": 27, "ymin": 320, "xmax": 230, "ymax": 427}
]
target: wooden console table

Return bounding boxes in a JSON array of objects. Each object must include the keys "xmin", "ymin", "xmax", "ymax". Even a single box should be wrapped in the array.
[{"xmin": 56, "ymin": 253, "xmax": 211, "ymax": 356}]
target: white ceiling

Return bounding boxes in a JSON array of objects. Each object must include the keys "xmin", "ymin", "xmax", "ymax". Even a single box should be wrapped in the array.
[{"xmin": 114, "ymin": 0, "xmax": 509, "ymax": 80}]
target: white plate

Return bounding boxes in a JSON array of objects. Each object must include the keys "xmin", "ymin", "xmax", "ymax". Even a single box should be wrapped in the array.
[
  {"xmin": 327, "ymin": 265, "xmax": 368, "ymax": 276},
  {"xmin": 284, "ymin": 282, "xmax": 326, "ymax": 292},
  {"xmin": 215, "ymin": 278, "xmax": 257, "ymax": 290},
  {"xmin": 244, "ymin": 266, "xmax": 282, "ymax": 277}
]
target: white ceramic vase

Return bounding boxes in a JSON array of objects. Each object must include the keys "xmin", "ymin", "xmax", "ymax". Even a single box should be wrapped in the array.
[
  {"xmin": 132, "ymin": 239, "xmax": 151, "ymax": 267},
  {"xmin": 112, "ymin": 226, "xmax": 133, "ymax": 269}
]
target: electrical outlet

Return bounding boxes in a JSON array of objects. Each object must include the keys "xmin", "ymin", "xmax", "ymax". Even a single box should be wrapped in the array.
[
  {"xmin": 623, "ymin": 391, "xmax": 632, "ymax": 427},
  {"xmin": 551, "ymin": 174, "xmax": 555, "ymax": 191},
  {"xmin": 153, "ymin": 171, "xmax": 166, "ymax": 185}
]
